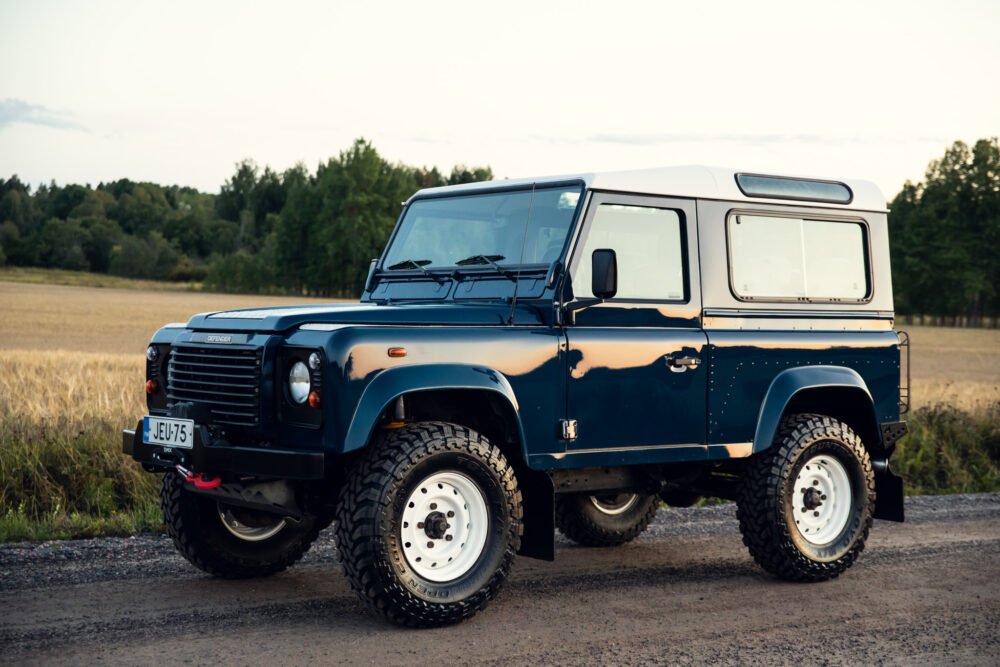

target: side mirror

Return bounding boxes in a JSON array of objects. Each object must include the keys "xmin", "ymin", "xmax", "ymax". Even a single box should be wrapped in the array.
[
  {"xmin": 591, "ymin": 249, "xmax": 617, "ymax": 300},
  {"xmin": 364, "ymin": 258, "xmax": 378, "ymax": 293},
  {"xmin": 561, "ymin": 248, "xmax": 618, "ymax": 323}
]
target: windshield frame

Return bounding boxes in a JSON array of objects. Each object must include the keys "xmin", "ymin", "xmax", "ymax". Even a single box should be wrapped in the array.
[{"xmin": 376, "ymin": 179, "xmax": 587, "ymax": 278}]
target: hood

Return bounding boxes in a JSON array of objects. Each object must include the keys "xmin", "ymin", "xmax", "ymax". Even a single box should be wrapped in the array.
[{"xmin": 185, "ymin": 302, "xmax": 552, "ymax": 332}]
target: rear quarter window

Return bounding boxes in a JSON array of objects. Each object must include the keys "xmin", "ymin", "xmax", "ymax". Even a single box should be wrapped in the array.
[{"xmin": 727, "ymin": 213, "xmax": 870, "ymax": 302}]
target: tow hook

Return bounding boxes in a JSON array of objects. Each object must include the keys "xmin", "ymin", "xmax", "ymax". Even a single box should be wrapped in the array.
[{"xmin": 175, "ymin": 464, "xmax": 222, "ymax": 490}]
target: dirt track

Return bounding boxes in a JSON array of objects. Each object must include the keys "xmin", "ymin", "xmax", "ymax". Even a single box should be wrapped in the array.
[{"xmin": 2, "ymin": 494, "xmax": 998, "ymax": 666}]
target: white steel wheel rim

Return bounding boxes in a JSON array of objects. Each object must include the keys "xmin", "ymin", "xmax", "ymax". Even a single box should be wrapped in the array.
[
  {"xmin": 791, "ymin": 455, "xmax": 854, "ymax": 545},
  {"xmin": 401, "ymin": 471, "xmax": 490, "ymax": 583},
  {"xmin": 217, "ymin": 504, "xmax": 287, "ymax": 542},
  {"xmin": 590, "ymin": 493, "xmax": 639, "ymax": 516}
]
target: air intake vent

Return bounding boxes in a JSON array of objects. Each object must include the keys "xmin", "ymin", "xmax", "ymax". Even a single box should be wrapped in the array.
[{"xmin": 167, "ymin": 345, "xmax": 262, "ymax": 427}]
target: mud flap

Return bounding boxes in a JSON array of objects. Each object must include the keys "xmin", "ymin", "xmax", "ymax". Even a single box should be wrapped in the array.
[
  {"xmin": 873, "ymin": 466, "xmax": 905, "ymax": 522},
  {"xmin": 517, "ymin": 467, "xmax": 555, "ymax": 561}
]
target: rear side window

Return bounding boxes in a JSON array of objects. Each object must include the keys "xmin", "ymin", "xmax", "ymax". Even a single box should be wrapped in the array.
[{"xmin": 728, "ymin": 214, "xmax": 869, "ymax": 301}]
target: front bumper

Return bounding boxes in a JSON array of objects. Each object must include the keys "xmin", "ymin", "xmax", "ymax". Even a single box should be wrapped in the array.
[{"xmin": 122, "ymin": 420, "xmax": 325, "ymax": 480}]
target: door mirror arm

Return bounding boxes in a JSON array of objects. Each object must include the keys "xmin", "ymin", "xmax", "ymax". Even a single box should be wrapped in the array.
[
  {"xmin": 559, "ymin": 249, "xmax": 618, "ymax": 325},
  {"xmin": 560, "ymin": 297, "xmax": 603, "ymax": 326},
  {"xmin": 564, "ymin": 297, "xmax": 604, "ymax": 314}
]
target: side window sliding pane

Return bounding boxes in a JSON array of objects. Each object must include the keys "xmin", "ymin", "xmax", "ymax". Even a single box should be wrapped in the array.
[
  {"xmin": 730, "ymin": 215, "xmax": 806, "ymax": 297},
  {"xmin": 729, "ymin": 214, "xmax": 868, "ymax": 301}
]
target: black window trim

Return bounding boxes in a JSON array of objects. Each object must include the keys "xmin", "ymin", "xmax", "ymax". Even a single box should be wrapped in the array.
[{"xmin": 724, "ymin": 208, "xmax": 874, "ymax": 305}]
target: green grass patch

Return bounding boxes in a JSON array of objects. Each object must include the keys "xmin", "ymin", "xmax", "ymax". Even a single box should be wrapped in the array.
[
  {"xmin": 892, "ymin": 403, "xmax": 1000, "ymax": 495},
  {"xmin": 0, "ymin": 416, "xmax": 163, "ymax": 541}
]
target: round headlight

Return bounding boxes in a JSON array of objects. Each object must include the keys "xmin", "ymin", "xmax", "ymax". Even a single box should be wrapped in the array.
[
  {"xmin": 288, "ymin": 361, "xmax": 311, "ymax": 404},
  {"xmin": 146, "ymin": 345, "xmax": 158, "ymax": 362},
  {"xmin": 308, "ymin": 352, "xmax": 321, "ymax": 370}
]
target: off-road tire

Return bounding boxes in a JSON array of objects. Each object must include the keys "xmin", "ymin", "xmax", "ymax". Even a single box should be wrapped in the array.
[
  {"xmin": 737, "ymin": 413, "xmax": 875, "ymax": 582},
  {"xmin": 160, "ymin": 471, "xmax": 321, "ymax": 579},
  {"xmin": 335, "ymin": 422, "xmax": 523, "ymax": 628},
  {"xmin": 555, "ymin": 492, "xmax": 658, "ymax": 547}
]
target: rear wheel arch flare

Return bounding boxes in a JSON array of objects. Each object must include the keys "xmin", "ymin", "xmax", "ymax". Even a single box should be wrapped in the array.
[
  {"xmin": 754, "ymin": 366, "xmax": 883, "ymax": 457},
  {"xmin": 782, "ymin": 386, "xmax": 883, "ymax": 457}
]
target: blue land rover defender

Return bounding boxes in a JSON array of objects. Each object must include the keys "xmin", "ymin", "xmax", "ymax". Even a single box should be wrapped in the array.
[{"xmin": 124, "ymin": 167, "xmax": 909, "ymax": 627}]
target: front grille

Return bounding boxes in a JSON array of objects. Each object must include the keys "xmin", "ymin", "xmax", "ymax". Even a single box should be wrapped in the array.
[{"xmin": 167, "ymin": 345, "xmax": 262, "ymax": 427}]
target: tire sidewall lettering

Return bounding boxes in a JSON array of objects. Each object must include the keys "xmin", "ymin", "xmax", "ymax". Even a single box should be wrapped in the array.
[
  {"xmin": 382, "ymin": 447, "xmax": 514, "ymax": 603},
  {"xmin": 782, "ymin": 438, "xmax": 870, "ymax": 562}
]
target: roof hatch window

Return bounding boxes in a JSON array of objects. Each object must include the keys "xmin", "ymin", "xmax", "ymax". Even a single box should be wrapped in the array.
[{"xmin": 735, "ymin": 174, "xmax": 852, "ymax": 204}]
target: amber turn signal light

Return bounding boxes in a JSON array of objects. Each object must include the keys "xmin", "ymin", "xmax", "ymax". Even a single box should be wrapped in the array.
[
  {"xmin": 308, "ymin": 390, "xmax": 321, "ymax": 408},
  {"xmin": 145, "ymin": 379, "xmax": 158, "ymax": 394},
  {"xmin": 387, "ymin": 347, "xmax": 407, "ymax": 358}
]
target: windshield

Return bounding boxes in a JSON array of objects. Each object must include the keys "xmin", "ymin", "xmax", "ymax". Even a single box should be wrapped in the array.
[{"xmin": 382, "ymin": 184, "xmax": 583, "ymax": 271}]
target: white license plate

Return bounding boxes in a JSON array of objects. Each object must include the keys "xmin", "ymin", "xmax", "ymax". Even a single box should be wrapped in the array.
[{"xmin": 143, "ymin": 416, "xmax": 195, "ymax": 449}]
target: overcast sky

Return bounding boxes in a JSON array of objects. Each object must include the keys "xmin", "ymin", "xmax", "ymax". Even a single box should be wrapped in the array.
[{"xmin": 1, "ymin": 0, "xmax": 998, "ymax": 199}]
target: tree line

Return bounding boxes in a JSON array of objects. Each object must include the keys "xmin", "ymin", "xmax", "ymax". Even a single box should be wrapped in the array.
[
  {"xmin": 0, "ymin": 139, "xmax": 490, "ymax": 297},
  {"xmin": 1, "ymin": 137, "xmax": 997, "ymax": 317},
  {"xmin": 889, "ymin": 138, "xmax": 1000, "ymax": 324}
]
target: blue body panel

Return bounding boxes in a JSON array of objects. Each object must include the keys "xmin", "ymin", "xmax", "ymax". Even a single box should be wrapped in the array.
[
  {"xmin": 283, "ymin": 324, "xmax": 566, "ymax": 462},
  {"xmin": 151, "ymin": 313, "xmax": 901, "ymax": 472},
  {"xmin": 705, "ymin": 330, "xmax": 900, "ymax": 448}
]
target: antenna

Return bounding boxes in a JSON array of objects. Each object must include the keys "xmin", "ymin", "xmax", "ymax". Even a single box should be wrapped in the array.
[{"xmin": 508, "ymin": 184, "xmax": 536, "ymax": 325}]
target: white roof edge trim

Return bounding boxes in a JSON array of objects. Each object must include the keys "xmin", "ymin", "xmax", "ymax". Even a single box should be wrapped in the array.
[
  {"xmin": 161, "ymin": 322, "xmax": 188, "ymax": 329},
  {"xmin": 299, "ymin": 323, "xmax": 354, "ymax": 332},
  {"xmin": 407, "ymin": 165, "xmax": 887, "ymax": 213}
]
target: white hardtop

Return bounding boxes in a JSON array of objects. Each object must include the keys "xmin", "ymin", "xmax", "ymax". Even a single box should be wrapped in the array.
[{"xmin": 410, "ymin": 165, "xmax": 887, "ymax": 213}]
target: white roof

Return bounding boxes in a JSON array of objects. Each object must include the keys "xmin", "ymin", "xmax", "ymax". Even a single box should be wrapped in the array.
[{"xmin": 410, "ymin": 165, "xmax": 887, "ymax": 213}]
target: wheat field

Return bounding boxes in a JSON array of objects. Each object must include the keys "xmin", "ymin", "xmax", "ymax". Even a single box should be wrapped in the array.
[
  {"xmin": 902, "ymin": 325, "xmax": 1000, "ymax": 409},
  {"xmin": 1, "ymin": 278, "xmax": 998, "ymax": 539}
]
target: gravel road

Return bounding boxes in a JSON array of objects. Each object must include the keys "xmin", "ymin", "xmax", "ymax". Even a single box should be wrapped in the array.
[{"xmin": 2, "ymin": 494, "xmax": 998, "ymax": 666}]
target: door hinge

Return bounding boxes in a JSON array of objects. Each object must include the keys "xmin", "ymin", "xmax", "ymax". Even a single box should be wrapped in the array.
[{"xmin": 560, "ymin": 419, "xmax": 578, "ymax": 441}]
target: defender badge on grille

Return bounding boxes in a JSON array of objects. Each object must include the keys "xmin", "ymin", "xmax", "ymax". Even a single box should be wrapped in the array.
[
  {"xmin": 191, "ymin": 331, "xmax": 250, "ymax": 345},
  {"xmin": 190, "ymin": 332, "xmax": 249, "ymax": 344}
]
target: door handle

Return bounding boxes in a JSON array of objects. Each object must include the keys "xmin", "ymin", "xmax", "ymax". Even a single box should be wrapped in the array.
[{"xmin": 666, "ymin": 355, "xmax": 701, "ymax": 371}]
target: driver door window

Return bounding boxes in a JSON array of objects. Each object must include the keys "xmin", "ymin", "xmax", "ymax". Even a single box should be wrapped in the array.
[{"xmin": 573, "ymin": 204, "xmax": 686, "ymax": 301}]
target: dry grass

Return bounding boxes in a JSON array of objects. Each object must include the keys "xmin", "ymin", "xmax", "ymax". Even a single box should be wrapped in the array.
[
  {"xmin": 0, "ymin": 280, "xmax": 997, "ymax": 540},
  {"xmin": 0, "ymin": 350, "xmax": 158, "ymax": 540},
  {"xmin": 0, "ymin": 281, "xmax": 343, "ymax": 540},
  {"xmin": 0, "ymin": 280, "xmax": 338, "ymax": 353},
  {"xmin": 0, "ymin": 350, "xmax": 145, "ymax": 420},
  {"xmin": 904, "ymin": 325, "xmax": 1000, "ymax": 410},
  {"xmin": 0, "ymin": 266, "xmax": 202, "ymax": 291}
]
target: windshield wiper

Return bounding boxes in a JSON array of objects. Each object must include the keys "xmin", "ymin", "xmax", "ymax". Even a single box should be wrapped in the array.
[
  {"xmin": 385, "ymin": 258, "xmax": 451, "ymax": 284},
  {"xmin": 387, "ymin": 258, "xmax": 433, "ymax": 272},
  {"xmin": 454, "ymin": 254, "xmax": 516, "ymax": 279}
]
